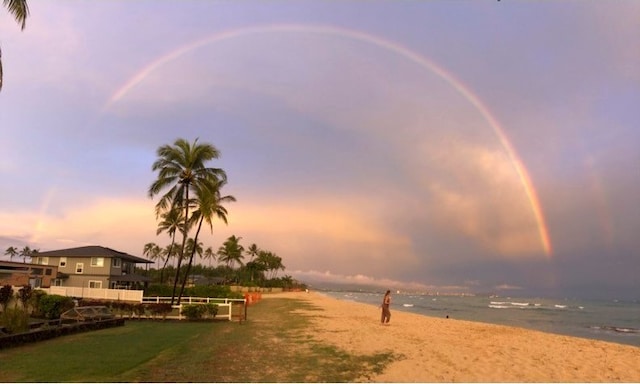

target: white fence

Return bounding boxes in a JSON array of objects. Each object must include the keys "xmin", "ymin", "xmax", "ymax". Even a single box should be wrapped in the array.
[
  {"xmin": 44, "ymin": 287, "xmax": 143, "ymax": 302},
  {"xmin": 142, "ymin": 296, "xmax": 246, "ymax": 321},
  {"xmin": 39, "ymin": 288, "xmax": 245, "ymax": 321}
]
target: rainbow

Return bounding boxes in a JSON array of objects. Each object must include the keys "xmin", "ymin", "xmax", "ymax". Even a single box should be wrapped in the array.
[{"xmin": 103, "ymin": 23, "xmax": 552, "ymax": 257}]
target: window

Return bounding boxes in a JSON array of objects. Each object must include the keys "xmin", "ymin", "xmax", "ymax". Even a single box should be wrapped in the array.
[
  {"xmin": 112, "ymin": 258, "xmax": 121, "ymax": 268},
  {"xmin": 45, "ymin": 269, "xmax": 52, "ymax": 276},
  {"xmin": 37, "ymin": 257, "xmax": 49, "ymax": 265},
  {"xmin": 91, "ymin": 257, "xmax": 104, "ymax": 267},
  {"xmin": 88, "ymin": 280, "xmax": 102, "ymax": 289},
  {"xmin": 53, "ymin": 279, "xmax": 63, "ymax": 287},
  {"xmin": 75, "ymin": 263, "xmax": 84, "ymax": 274},
  {"xmin": 59, "ymin": 257, "xmax": 67, "ymax": 267},
  {"xmin": 32, "ymin": 268, "xmax": 43, "ymax": 275}
]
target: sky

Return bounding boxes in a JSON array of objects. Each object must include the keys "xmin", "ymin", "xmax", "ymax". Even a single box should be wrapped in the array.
[{"xmin": 1, "ymin": 1, "xmax": 639, "ymax": 300}]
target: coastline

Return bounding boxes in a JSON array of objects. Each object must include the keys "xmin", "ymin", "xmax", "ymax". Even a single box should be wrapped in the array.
[{"xmin": 264, "ymin": 290, "xmax": 640, "ymax": 382}]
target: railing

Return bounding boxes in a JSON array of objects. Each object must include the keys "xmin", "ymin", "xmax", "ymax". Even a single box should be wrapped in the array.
[
  {"xmin": 142, "ymin": 296, "xmax": 247, "ymax": 321},
  {"xmin": 44, "ymin": 287, "xmax": 143, "ymax": 302}
]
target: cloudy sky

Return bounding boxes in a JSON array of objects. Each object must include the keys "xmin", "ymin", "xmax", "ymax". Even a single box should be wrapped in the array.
[{"xmin": 1, "ymin": 1, "xmax": 638, "ymax": 299}]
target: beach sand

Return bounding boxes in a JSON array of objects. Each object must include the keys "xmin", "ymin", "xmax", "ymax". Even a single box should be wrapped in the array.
[{"xmin": 264, "ymin": 291, "xmax": 640, "ymax": 382}]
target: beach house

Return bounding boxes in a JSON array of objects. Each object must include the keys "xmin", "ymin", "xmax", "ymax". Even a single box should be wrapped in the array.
[
  {"xmin": 0, "ymin": 260, "xmax": 59, "ymax": 288},
  {"xmin": 32, "ymin": 246, "xmax": 152, "ymax": 290}
]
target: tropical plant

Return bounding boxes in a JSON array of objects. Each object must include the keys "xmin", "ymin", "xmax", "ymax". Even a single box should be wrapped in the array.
[
  {"xmin": 156, "ymin": 206, "xmax": 184, "ymax": 284},
  {"xmin": 37, "ymin": 294, "xmax": 74, "ymax": 319},
  {"xmin": 148, "ymin": 138, "xmax": 226, "ymax": 305},
  {"xmin": 0, "ymin": 284, "xmax": 14, "ymax": 311},
  {"xmin": 4, "ymin": 246, "xmax": 18, "ymax": 261},
  {"xmin": 17, "ymin": 285, "xmax": 32, "ymax": 310},
  {"xmin": 203, "ymin": 246, "xmax": 215, "ymax": 267},
  {"xmin": 246, "ymin": 243, "xmax": 259, "ymax": 262},
  {"xmin": 19, "ymin": 245, "xmax": 31, "ymax": 263},
  {"xmin": 176, "ymin": 178, "xmax": 235, "ymax": 304},
  {"xmin": 143, "ymin": 242, "xmax": 163, "ymax": 271},
  {"xmin": 1, "ymin": 0, "xmax": 29, "ymax": 92},
  {"xmin": 217, "ymin": 235, "xmax": 244, "ymax": 268}
]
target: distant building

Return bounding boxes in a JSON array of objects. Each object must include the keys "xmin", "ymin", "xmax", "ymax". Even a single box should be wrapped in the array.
[
  {"xmin": 0, "ymin": 260, "xmax": 59, "ymax": 288},
  {"xmin": 32, "ymin": 246, "xmax": 152, "ymax": 290}
]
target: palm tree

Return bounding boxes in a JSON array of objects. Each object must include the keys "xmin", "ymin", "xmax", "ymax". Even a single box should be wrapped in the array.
[
  {"xmin": 148, "ymin": 138, "xmax": 226, "ymax": 305},
  {"xmin": 156, "ymin": 206, "xmax": 183, "ymax": 284},
  {"xmin": 177, "ymin": 178, "xmax": 235, "ymax": 304},
  {"xmin": 256, "ymin": 250, "xmax": 285, "ymax": 280},
  {"xmin": 19, "ymin": 245, "xmax": 31, "ymax": 263},
  {"xmin": 4, "ymin": 246, "xmax": 18, "ymax": 261},
  {"xmin": 143, "ymin": 242, "xmax": 162, "ymax": 271},
  {"xmin": 1, "ymin": 0, "xmax": 29, "ymax": 92},
  {"xmin": 203, "ymin": 246, "xmax": 215, "ymax": 267},
  {"xmin": 160, "ymin": 244, "xmax": 175, "ymax": 282},
  {"xmin": 246, "ymin": 243, "xmax": 261, "ymax": 282},
  {"xmin": 217, "ymin": 235, "xmax": 244, "ymax": 283},
  {"xmin": 247, "ymin": 243, "xmax": 259, "ymax": 262}
]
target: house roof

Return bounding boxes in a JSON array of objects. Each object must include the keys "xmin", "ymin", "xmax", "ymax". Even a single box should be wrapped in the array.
[{"xmin": 36, "ymin": 246, "xmax": 151, "ymax": 264}]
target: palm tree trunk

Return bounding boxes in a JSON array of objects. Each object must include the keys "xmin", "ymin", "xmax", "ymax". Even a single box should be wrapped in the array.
[
  {"xmin": 177, "ymin": 217, "xmax": 204, "ymax": 304},
  {"xmin": 161, "ymin": 234, "xmax": 177, "ymax": 284},
  {"xmin": 171, "ymin": 192, "xmax": 190, "ymax": 305}
]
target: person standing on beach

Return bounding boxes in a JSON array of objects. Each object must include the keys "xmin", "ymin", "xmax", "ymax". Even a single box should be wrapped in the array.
[{"xmin": 381, "ymin": 290, "xmax": 391, "ymax": 325}]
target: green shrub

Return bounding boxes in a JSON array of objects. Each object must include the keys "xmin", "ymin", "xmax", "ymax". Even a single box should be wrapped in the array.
[
  {"xmin": 180, "ymin": 304, "xmax": 206, "ymax": 320},
  {"xmin": 29, "ymin": 290, "xmax": 48, "ymax": 318},
  {"xmin": 143, "ymin": 284, "xmax": 243, "ymax": 299},
  {"xmin": 38, "ymin": 294, "xmax": 75, "ymax": 319},
  {"xmin": 148, "ymin": 303, "xmax": 173, "ymax": 320},
  {"xmin": 187, "ymin": 285, "xmax": 241, "ymax": 299},
  {"xmin": 0, "ymin": 285, "xmax": 14, "ymax": 311},
  {"xmin": 204, "ymin": 303, "xmax": 219, "ymax": 318},
  {"xmin": 143, "ymin": 284, "xmax": 174, "ymax": 297},
  {"xmin": 18, "ymin": 285, "xmax": 33, "ymax": 310},
  {"xmin": 133, "ymin": 303, "xmax": 147, "ymax": 317},
  {"xmin": 0, "ymin": 307, "xmax": 30, "ymax": 334}
]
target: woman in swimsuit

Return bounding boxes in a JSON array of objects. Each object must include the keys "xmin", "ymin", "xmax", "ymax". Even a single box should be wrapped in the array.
[{"xmin": 381, "ymin": 290, "xmax": 391, "ymax": 324}]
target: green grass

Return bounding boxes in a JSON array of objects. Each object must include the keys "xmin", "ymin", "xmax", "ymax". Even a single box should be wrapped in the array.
[{"xmin": 0, "ymin": 298, "xmax": 399, "ymax": 382}]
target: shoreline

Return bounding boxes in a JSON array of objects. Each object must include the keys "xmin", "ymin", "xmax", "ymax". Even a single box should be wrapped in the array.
[{"xmin": 264, "ymin": 291, "xmax": 640, "ymax": 382}]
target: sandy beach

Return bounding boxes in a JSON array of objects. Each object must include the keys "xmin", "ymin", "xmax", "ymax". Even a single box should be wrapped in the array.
[{"xmin": 265, "ymin": 291, "xmax": 640, "ymax": 382}]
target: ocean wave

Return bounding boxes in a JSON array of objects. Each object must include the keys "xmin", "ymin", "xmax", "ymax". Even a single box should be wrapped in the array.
[{"xmin": 590, "ymin": 326, "xmax": 640, "ymax": 335}]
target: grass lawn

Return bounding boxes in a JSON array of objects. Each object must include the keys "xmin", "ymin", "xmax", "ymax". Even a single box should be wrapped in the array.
[{"xmin": 0, "ymin": 297, "xmax": 398, "ymax": 382}]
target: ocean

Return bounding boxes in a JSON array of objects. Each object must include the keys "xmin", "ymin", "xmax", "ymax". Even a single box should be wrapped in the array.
[{"xmin": 319, "ymin": 290, "xmax": 640, "ymax": 348}]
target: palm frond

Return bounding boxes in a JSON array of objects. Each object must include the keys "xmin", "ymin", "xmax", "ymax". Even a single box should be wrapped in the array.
[{"xmin": 3, "ymin": 0, "xmax": 29, "ymax": 30}]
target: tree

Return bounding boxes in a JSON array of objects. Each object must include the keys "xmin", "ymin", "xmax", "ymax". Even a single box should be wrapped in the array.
[
  {"xmin": 257, "ymin": 250, "xmax": 285, "ymax": 280},
  {"xmin": 203, "ymin": 246, "xmax": 215, "ymax": 267},
  {"xmin": 177, "ymin": 178, "xmax": 235, "ymax": 304},
  {"xmin": 1, "ymin": 0, "xmax": 29, "ymax": 92},
  {"xmin": 143, "ymin": 242, "xmax": 162, "ymax": 271},
  {"xmin": 217, "ymin": 235, "xmax": 244, "ymax": 282},
  {"xmin": 148, "ymin": 138, "xmax": 226, "ymax": 305},
  {"xmin": 4, "ymin": 246, "xmax": 18, "ymax": 261},
  {"xmin": 19, "ymin": 245, "xmax": 31, "ymax": 263},
  {"xmin": 156, "ymin": 206, "xmax": 183, "ymax": 284},
  {"xmin": 247, "ymin": 243, "xmax": 259, "ymax": 262},
  {"xmin": 246, "ymin": 243, "xmax": 261, "ymax": 282}
]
